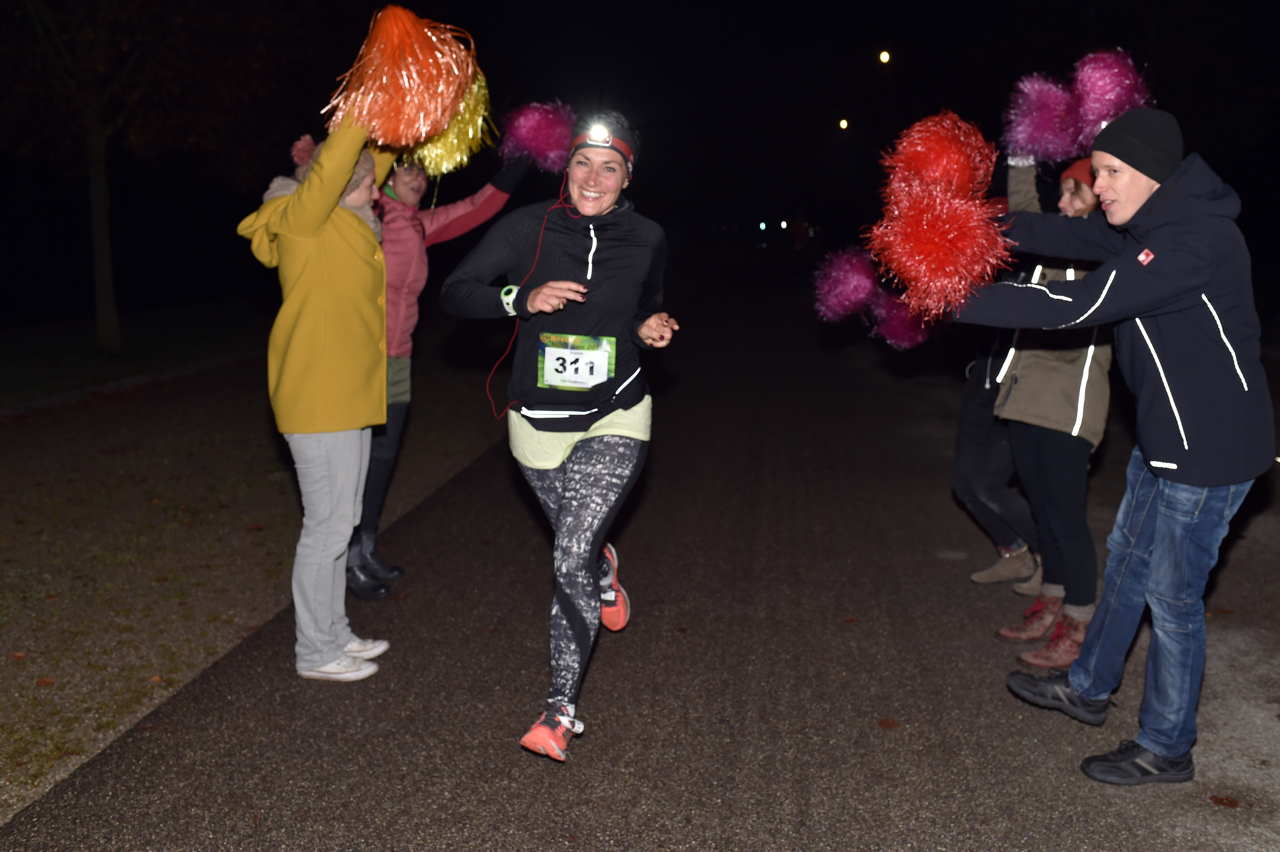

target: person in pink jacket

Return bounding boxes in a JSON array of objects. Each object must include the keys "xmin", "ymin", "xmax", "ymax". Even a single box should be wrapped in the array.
[{"xmin": 346, "ymin": 155, "xmax": 529, "ymax": 599}]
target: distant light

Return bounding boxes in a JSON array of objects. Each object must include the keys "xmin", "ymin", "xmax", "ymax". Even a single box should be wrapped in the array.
[
  {"xmin": 839, "ymin": 119, "xmax": 848, "ymax": 129},
  {"xmin": 879, "ymin": 51, "xmax": 890, "ymax": 64},
  {"xmin": 759, "ymin": 222, "xmax": 766, "ymax": 231},
  {"xmin": 781, "ymin": 221, "xmax": 788, "ymax": 229}
]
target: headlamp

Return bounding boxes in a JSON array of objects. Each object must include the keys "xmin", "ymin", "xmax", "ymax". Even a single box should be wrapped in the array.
[{"xmin": 569, "ymin": 124, "xmax": 635, "ymax": 175}]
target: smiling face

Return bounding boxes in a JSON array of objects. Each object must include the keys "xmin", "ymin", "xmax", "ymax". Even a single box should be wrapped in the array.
[
  {"xmin": 343, "ymin": 171, "xmax": 379, "ymax": 208},
  {"xmin": 1090, "ymin": 151, "xmax": 1160, "ymax": 226},
  {"xmin": 1058, "ymin": 177, "xmax": 1100, "ymax": 219},
  {"xmin": 387, "ymin": 163, "xmax": 427, "ymax": 208},
  {"xmin": 566, "ymin": 147, "xmax": 630, "ymax": 216}
]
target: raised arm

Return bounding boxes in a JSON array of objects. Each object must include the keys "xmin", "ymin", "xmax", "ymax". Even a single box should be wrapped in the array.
[{"xmin": 273, "ymin": 118, "xmax": 368, "ymax": 238}]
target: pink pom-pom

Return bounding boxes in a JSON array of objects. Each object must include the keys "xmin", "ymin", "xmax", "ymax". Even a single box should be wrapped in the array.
[
  {"xmin": 1002, "ymin": 74, "xmax": 1079, "ymax": 161},
  {"xmin": 1072, "ymin": 49, "xmax": 1151, "ymax": 151},
  {"xmin": 868, "ymin": 289, "xmax": 933, "ymax": 350},
  {"xmin": 814, "ymin": 247, "xmax": 878, "ymax": 322},
  {"xmin": 291, "ymin": 134, "xmax": 317, "ymax": 168},
  {"xmin": 883, "ymin": 110, "xmax": 998, "ymax": 201},
  {"xmin": 867, "ymin": 184, "xmax": 1010, "ymax": 319},
  {"xmin": 499, "ymin": 101, "xmax": 577, "ymax": 173}
]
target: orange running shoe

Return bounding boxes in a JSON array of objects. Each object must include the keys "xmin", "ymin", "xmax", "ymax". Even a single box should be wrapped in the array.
[
  {"xmin": 599, "ymin": 543, "xmax": 630, "ymax": 632},
  {"xmin": 519, "ymin": 705, "xmax": 583, "ymax": 761}
]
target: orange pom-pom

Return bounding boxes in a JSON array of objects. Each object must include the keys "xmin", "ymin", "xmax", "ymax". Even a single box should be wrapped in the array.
[
  {"xmin": 881, "ymin": 110, "xmax": 998, "ymax": 202},
  {"xmin": 324, "ymin": 6, "xmax": 479, "ymax": 148}
]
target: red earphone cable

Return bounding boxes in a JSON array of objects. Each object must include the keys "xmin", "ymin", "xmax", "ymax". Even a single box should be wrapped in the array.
[{"xmin": 485, "ymin": 172, "xmax": 574, "ymax": 419}]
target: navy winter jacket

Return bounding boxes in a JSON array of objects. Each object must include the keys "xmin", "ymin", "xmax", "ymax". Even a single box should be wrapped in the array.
[{"xmin": 957, "ymin": 154, "xmax": 1274, "ymax": 486}]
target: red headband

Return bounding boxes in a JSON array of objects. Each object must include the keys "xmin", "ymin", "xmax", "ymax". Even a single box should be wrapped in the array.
[{"xmin": 569, "ymin": 132, "xmax": 635, "ymax": 173}]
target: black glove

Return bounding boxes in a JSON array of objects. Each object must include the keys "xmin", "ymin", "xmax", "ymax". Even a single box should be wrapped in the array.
[{"xmin": 490, "ymin": 155, "xmax": 531, "ymax": 194}]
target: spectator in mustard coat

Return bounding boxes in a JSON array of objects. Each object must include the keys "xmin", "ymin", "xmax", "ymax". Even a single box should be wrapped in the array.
[{"xmin": 238, "ymin": 118, "xmax": 396, "ymax": 681}]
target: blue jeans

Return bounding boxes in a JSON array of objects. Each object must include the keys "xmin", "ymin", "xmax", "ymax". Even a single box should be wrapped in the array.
[{"xmin": 1069, "ymin": 447, "xmax": 1252, "ymax": 757}]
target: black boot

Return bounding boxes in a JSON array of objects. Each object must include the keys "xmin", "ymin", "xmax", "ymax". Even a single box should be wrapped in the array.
[
  {"xmin": 356, "ymin": 531, "xmax": 404, "ymax": 581},
  {"xmin": 346, "ymin": 562, "xmax": 390, "ymax": 602}
]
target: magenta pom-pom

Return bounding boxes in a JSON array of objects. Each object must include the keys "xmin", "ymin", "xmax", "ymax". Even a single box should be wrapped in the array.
[
  {"xmin": 814, "ymin": 247, "xmax": 878, "ymax": 322},
  {"xmin": 499, "ymin": 101, "xmax": 577, "ymax": 173},
  {"xmin": 1072, "ymin": 49, "xmax": 1151, "ymax": 151},
  {"xmin": 291, "ymin": 134, "xmax": 317, "ymax": 168},
  {"xmin": 868, "ymin": 289, "xmax": 933, "ymax": 350},
  {"xmin": 1003, "ymin": 74, "xmax": 1078, "ymax": 162}
]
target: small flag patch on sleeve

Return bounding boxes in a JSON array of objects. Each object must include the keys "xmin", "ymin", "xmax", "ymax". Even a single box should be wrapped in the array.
[{"xmin": 1138, "ymin": 248, "xmax": 1155, "ymax": 266}]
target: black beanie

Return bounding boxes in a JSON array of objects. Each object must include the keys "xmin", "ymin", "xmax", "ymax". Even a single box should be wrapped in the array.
[{"xmin": 1091, "ymin": 108, "xmax": 1184, "ymax": 183}]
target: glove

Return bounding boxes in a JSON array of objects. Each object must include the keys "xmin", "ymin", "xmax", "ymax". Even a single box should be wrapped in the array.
[{"xmin": 490, "ymin": 154, "xmax": 531, "ymax": 194}]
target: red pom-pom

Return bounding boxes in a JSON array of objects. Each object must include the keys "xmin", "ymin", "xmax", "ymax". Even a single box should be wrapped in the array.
[
  {"xmin": 882, "ymin": 110, "xmax": 998, "ymax": 202},
  {"xmin": 867, "ymin": 188, "xmax": 1009, "ymax": 319},
  {"xmin": 868, "ymin": 289, "xmax": 933, "ymax": 350},
  {"xmin": 1002, "ymin": 74, "xmax": 1079, "ymax": 161},
  {"xmin": 291, "ymin": 134, "xmax": 317, "ymax": 168},
  {"xmin": 1072, "ymin": 49, "xmax": 1151, "ymax": 151},
  {"xmin": 814, "ymin": 247, "xmax": 878, "ymax": 322},
  {"xmin": 499, "ymin": 101, "xmax": 577, "ymax": 173},
  {"xmin": 867, "ymin": 111, "xmax": 1009, "ymax": 319}
]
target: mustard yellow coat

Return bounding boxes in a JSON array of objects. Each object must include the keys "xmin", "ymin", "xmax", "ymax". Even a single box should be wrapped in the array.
[{"xmin": 237, "ymin": 123, "xmax": 396, "ymax": 434}]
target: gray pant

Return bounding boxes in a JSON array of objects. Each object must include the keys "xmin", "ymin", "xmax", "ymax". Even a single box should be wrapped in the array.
[{"xmin": 284, "ymin": 428, "xmax": 370, "ymax": 670}]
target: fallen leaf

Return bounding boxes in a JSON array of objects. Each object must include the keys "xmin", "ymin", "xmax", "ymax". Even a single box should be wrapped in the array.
[
  {"xmin": 36, "ymin": 678, "xmax": 54, "ymax": 686},
  {"xmin": 878, "ymin": 718, "xmax": 900, "ymax": 729},
  {"xmin": 11, "ymin": 652, "xmax": 26, "ymax": 660},
  {"xmin": 150, "ymin": 676, "xmax": 164, "ymax": 683},
  {"xmin": 177, "ymin": 600, "xmax": 189, "ymax": 606},
  {"xmin": 1216, "ymin": 608, "xmax": 1235, "ymax": 615},
  {"xmin": 1210, "ymin": 795, "xmax": 1239, "ymax": 809},
  {"xmin": 678, "ymin": 627, "xmax": 688, "ymax": 634},
  {"xmin": 248, "ymin": 524, "xmax": 264, "ymax": 531},
  {"xmin": 151, "ymin": 498, "xmax": 161, "ymax": 504},
  {"xmin": 844, "ymin": 616, "xmax": 859, "ymax": 623},
  {"xmin": 45, "ymin": 594, "xmax": 58, "ymax": 601},
  {"xmin": 154, "ymin": 577, "xmax": 169, "ymax": 583}
]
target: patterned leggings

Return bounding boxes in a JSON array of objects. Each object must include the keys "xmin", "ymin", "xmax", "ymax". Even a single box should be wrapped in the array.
[{"xmin": 518, "ymin": 435, "xmax": 647, "ymax": 713}]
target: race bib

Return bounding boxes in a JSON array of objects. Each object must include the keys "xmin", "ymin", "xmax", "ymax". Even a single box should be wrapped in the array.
[{"xmin": 537, "ymin": 333, "xmax": 616, "ymax": 391}]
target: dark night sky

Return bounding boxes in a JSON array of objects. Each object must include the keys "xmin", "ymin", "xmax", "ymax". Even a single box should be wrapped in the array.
[{"xmin": 6, "ymin": 0, "xmax": 1277, "ymax": 330}]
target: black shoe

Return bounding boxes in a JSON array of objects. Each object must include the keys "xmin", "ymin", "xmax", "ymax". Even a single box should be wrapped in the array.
[
  {"xmin": 352, "ymin": 534, "xmax": 405, "ymax": 581},
  {"xmin": 346, "ymin": 563, "xmax": 389, "ymax": 601},
  {"xmin": 1081, "ymin": 740, "xmax": 1194, "ymax": 785},
  {"xmin": 1006, "ymin": 669, "xmax": 1109, "ymax": 725}
]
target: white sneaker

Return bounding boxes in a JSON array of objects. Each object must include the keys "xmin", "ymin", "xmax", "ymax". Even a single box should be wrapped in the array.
[
  {"xmin": 298, "ymin": 654, "xmax": 378, "ymax": 682},
  {"xmin": 343, "ymin": 637, "xmax": 390, "ymax": 661}
]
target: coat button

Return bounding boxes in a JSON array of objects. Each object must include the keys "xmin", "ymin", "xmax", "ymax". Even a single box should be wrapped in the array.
[
  {"xmin": 378, "ymin": 341, "xmax": 386, "ymax": 351},
  {"xmin": 377, "ymin": 296, "xmax": 385, "ymax": 306}
]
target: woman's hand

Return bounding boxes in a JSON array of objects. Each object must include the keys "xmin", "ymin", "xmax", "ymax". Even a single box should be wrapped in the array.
[
  {"xmin": 638, "ymin": 312, "xmax": 680, "ymax": 348},
  {"xmin": 526, "ymin": 280, "xmax": 587, "ymax": 314}
]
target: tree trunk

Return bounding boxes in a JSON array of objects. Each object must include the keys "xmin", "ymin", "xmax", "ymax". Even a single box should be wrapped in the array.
[{"xmin": 86, "ymin": 110, "xmax": 122, "ymax": 353}]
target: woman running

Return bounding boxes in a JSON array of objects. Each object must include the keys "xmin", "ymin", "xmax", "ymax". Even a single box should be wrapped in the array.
[{"xmin": 440, "ymin": 111, "xmax": 678, "ymax": 760}]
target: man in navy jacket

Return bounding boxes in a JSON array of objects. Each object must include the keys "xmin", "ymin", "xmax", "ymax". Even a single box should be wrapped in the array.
[{"xmin": 957, "ymin": 108, "xmax": 1274, "ymax": 785}]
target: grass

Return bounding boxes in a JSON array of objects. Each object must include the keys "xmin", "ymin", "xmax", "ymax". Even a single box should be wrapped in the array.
[{"xmin": 0, "ymin": 300, "xmax": 274, "ymax": 410}]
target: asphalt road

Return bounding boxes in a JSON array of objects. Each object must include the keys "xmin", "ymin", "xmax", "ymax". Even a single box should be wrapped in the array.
[{"xmin": 3, "ymin": 244, "xmax": 1277, "ymax": 850}]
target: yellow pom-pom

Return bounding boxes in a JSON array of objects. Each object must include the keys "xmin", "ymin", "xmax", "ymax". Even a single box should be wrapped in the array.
[{"xmin": 410, "ymin": 73, "xmax": 494, "ymax": 176}]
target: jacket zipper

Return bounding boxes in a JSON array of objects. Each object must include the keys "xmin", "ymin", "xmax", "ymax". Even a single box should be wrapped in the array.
[{"xmin": 587, "ymin": 225, "xmax": 598, "ymax": 280}]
